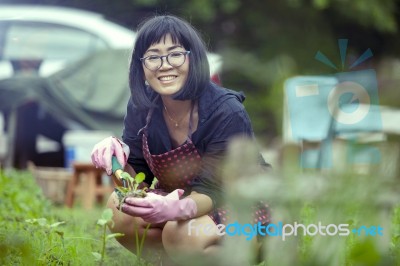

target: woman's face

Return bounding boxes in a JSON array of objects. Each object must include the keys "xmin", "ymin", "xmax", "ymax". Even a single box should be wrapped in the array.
[{"xmin": 142, "ymin": 34, "xmax": 189, "ymax": 97}]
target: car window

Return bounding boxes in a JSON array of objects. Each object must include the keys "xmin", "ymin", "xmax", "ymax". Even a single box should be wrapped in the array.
[{"xmin": 2, "ymin": 21, "xmax": 108, "ymax": 62}]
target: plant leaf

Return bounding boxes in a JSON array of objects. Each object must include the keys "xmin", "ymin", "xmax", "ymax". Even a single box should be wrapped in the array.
[
  {"xmin": 121, "ymin": 172, "xmax": 134, "ymax": 184},
  {"xmin": 26, "ymin": 218, "xmax": 48, "ymax": 226},
  {"xmin": 97, "ymin": 219, "xmax": 108, "ymax": 226},
  {"xmin": 150, "ymin": 177, "xmax": 158, "ymax": 189},
  {"xmin": 116, "ymin": 186, "xmax": 129, "ymax": 194},
  {"xmin": 135, "ymin": 172, "xmax": 145, "ymax": 184},
  {"xmin": 92, "ymin": 252, "xmax": 102, "ymax": 261},
  {"xmin": 101, "ymin": 208, "xmax": 113, "ymax": 221},
  {"xmin": 37, "ymin": 218, "xmax": 48, "ymax": 226},
  {"xmin": 106, "ymin": 233, "xmax": 124, "ymax": 240},
  {"xmin": 50, "ymin": 221, "xmax": 66, "ymax": 228}
]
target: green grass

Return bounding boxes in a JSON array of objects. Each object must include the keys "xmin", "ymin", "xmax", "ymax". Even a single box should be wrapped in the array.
[{"xmin": 0, "ymin": 169, "xmax": 137, "ymax": 265}]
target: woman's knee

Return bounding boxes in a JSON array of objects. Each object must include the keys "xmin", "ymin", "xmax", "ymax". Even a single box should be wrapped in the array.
[
  {"xmin": 162, "ymin": 216, "xmax": 221, "ymax": 254},
  {"xmin": 162, "ymin": 221, "xmax": 185, "ymax": 247}
]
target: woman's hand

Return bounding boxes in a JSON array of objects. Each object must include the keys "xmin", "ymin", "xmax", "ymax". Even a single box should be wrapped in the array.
[
  {"xmin": 91, "ymin": 136, "xmax": 130, "ymax": 175},
  {"xmin": 120, "ymin": 189, "xmax": 197, "ymax": 224}
]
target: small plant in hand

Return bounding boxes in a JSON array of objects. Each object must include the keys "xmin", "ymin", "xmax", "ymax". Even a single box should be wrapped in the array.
[
  {"xmin": 115, "ymin": 172, "xmax": 147, "ymax": 200},
  {"xmin": 114, "ymin": 170, "xmax": 159, "ymax": 208},
  {"xmin": 112, "ymin": 156, "xmax": 157, "ymax": 203}
]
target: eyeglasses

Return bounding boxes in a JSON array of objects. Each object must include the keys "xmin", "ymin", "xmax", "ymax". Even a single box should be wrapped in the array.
[{"xmin": 140, "ymin": 51, "xmax": 190, "ymax": 71}]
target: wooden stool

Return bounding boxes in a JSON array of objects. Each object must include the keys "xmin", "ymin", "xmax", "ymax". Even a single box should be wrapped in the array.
[{"xmin": 65, "ymin": 163, "xmax": 114, "ymax": 209}]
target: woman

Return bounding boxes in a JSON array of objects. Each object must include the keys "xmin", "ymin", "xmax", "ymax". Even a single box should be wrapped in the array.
[{"xmin": 91, "ymin": 15, "xmax": 270, "ymax": 264}]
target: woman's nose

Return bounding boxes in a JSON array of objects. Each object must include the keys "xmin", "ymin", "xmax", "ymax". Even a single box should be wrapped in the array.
[{"xmin": 159, "ymin": 56, "xmax": 173, "ymax": 70}]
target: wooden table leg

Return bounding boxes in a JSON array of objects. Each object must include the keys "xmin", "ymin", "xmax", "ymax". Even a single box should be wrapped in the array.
[{"xmin": 65, "ymin": 170, "xmax": 78, "ymax": 208}]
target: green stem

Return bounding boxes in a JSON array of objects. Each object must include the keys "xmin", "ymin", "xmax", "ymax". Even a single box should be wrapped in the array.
[
  {"xmin": 100, "ymin": 224, "xmax": 106, "ymax": 265},
  {"xmin": 64, "ymin": 236, "xmax": 101, "ymax": 242},
  {"xmin": 58, "ymin": 231, "xmax": 65, "ymax": 249},
  {"xmin": 135, "ymin": 223, "xmax": 151, "ymax": 265},
  {"xmin": 47, "ymin": 229, "xmax": 52, "ymax": 249},
  {"xmin": 139, "ymin": 223, "xmax": 151, "ymax": 257},
  {"xmin": 134, "ymin": 221, "xmax": 141, "ymax": 262}
]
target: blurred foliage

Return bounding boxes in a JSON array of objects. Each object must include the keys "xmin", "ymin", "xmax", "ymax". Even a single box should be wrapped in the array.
[
  {"xmin": 222, "ymin": 138, "xmax": 400, "ymax": 265},
  {"xmin": 4, "ymin": 0, "xmax": 400, "ymax": 141},
  {"xmin": 0, "ymin": 169, "xmax": 51, "ymax": 219}
]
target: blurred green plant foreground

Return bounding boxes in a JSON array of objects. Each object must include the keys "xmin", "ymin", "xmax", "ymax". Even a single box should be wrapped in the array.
[
  {"xmin": 1, "ymin": 137, "xmax": 400, "ymax": 265},
  {"xmin": 0, "ymin": 170, "xmax": 136, "ymax": 265}
]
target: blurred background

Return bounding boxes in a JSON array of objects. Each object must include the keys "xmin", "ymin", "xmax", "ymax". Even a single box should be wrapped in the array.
[{"xmin": 0, "ymin": 0, "xmax": 399, "ymax": 173}]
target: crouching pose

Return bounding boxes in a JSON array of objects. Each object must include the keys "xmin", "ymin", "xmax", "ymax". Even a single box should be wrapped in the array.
[{"xmin": 91, "ymin": 14, "xmax": 270, "ymax": 265}]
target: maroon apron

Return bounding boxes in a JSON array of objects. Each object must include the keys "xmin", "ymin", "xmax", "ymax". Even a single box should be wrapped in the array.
[
  {"xmin": 141, "ymin": 106, "xmax": 201, "ymax": 193},
  {"xmin": 141, "ymin": 106, "xmax": 270, "ymax": 226}
]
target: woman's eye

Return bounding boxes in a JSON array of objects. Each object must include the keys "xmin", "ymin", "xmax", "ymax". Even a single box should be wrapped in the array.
[
  {"xmin": 170, "ymin": 52, "xmax": 182, "ymax": 58},
  {"xmin": 147, "ymin": 55, "xmax": 159, "ymax": 61}
]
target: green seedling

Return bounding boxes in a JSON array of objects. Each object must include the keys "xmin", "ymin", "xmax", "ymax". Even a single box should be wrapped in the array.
[
  {"xmin": 112, "ymin": 156, "xmax": 153, "ymax": 201},
  {"xmin": 114, "ymin": 172, "xmax": 159, "ymax": 204},
  {"xmin": 115, "ymin": 172, "xmax": 148, "ymax": 200},
  {"xmin": 93, "ymin": 208, "xmax": 124, "ymax": 265}
]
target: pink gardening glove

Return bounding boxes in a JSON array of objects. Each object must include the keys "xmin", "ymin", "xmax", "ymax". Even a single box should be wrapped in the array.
[
  {"xmin": 91, "ymin": 136, "xmax": 130, "ymax": 175},
  {"xmin": 120, "ymin": 189, "xmax": 197, "ymax": 224}
]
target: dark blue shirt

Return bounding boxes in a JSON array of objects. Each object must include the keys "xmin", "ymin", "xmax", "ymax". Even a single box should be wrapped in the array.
[{"xmin": 122, "ymin": 82, "xmax": 268, "ymax": 207}]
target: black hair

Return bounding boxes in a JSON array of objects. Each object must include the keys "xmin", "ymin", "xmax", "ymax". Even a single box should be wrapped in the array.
[{"xmin": 129, "ymin": 15, "xmax": 210, "ymax": 109}]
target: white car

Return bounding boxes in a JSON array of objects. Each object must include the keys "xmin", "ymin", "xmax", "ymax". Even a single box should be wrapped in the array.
[{"xmin": 0, "ymin": 5, "xmax": 222, "ymax": 81}]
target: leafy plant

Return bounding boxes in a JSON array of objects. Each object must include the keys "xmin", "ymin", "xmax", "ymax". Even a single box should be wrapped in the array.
[
  {"xmin": 115, "ymin": 172, "xmax": 159, "ymax": 207},
  {"xmin": 93, "ymin": 208, "xmax": 124, "ymax": 265},
  {"xmin": 115, "ymin": 172, "xmax": 148, "ymax": 201}
]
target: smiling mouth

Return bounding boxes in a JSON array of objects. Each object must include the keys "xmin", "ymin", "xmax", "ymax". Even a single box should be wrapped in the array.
[{"xmin": 158, "ymin": 75, "xmax": 177, "ymax": 81}]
